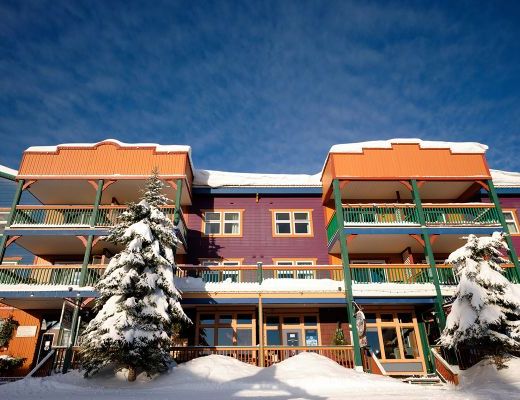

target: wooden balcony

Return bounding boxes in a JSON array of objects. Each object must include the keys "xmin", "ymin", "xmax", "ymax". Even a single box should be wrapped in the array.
[
  {"xmin": 326, "ymin": 203, "xmax": 502, "ymax": 244},
  {"xmin": 8, "ymin": 204, "xmax": 187, "ymax": 244},
  {"xmin": 1, "ymin": 263, "xmax": 517, "ymax": 288}
]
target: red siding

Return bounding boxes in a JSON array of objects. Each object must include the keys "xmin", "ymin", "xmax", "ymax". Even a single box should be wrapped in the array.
[{"xmin": 186, "ymin": 195, "xmax": 329, "ymax": 264}]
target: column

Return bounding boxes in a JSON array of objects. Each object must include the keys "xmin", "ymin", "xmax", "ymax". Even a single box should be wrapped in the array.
[
  {"xmin": 0, "ymin": 179, "xmax": 24, "ymax": 264},
  {"xmin": 332, "ymin": 179, "xmax": 362, "ymax": 369},
  {"xmin": 410, "ymin": 179, "xmax": 446, "ymax": 329},
  {"xmin": 487, "ymin": 179, "xmax": 520, "ymax": 279}
]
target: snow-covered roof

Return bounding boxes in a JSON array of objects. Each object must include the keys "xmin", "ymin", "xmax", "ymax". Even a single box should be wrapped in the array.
[
  {"xmin": 24, "ymin": 138, "xmax": 194, "ymax": 175},
  {"xmin": 193, "ymin": 169, "xmax": 321, "ymax": 188},
  {"xmin": 25, "ymin": 138, "xmax": 192, "ymax": 154},
  {"xmin": 0, "ymin": 164, "xmax": 18, "ymax": 178},
  {"xmin": 490, "ymin": 169, "xmax": 520, "ymax": 188},
  {"xmin": 328, "ymin": 138, "xmax": 489, "ymax": 154}
]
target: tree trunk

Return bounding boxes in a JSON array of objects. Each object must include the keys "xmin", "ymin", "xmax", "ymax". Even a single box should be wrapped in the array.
[{"xmin": 127, "ymin": 365, "xmax": 137, "ymax": 382}]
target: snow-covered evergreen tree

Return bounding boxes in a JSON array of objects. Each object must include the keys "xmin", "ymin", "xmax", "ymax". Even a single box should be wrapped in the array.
[
  {"xmin": 440, "ymin": 233, "xmax": 520, "ymax": 362},
  {"xmin": 80, "ymin": 171, "xmax": 189, "ymax": 381}
]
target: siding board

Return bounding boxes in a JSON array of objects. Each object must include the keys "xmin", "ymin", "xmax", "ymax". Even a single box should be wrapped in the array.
[{"xmin": 187, "ymin": 195, "xmax": 329, "ymax": 264}]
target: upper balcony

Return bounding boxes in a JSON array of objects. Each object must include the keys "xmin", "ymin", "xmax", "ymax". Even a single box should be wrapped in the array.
[
  {"xmin": 6, "ymin": 204, "xmax": 188, "ymax": 252},
  {"xmin": 15, "ymin": 139, "xmax": 194, "ymax": 206},
  {"xmin": 326, "ymin": 202, "xmax": 502, "ymax": 247}
]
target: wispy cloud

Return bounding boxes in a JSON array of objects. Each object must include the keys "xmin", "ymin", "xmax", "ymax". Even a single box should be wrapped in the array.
[{"xmin": 1, "ymin": 0, "xmax": 519, "ymax": 173}]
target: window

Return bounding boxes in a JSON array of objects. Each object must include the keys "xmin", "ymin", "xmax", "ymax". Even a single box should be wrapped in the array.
[
  {"xmin": 202, "ymin": 210, "xmax": 243, "ymax": 237},
  {"xmin": 272, "ymin": 210, "xmax": 313, "ymax": 237},
  {"xmin": 264, "ymin": 314, "xmax": 320, "ymax": 347},
  {"xmin": 364, "ymin": 310, "xmax": 423, "ymax": 365},
  {"xmin": 199, "ymin": 259, "xmax": 243, "ymax": 283},
  {"xmin": 197, "ymin": 312, "xmax": 255, "ymax": 346},
  {"xmin": 0, "ymin": 210, "xmax": 8, "ymax": 236},
  {"xmin": 503, "ymin": 211, "xmax": 519, "ymax": 234},
  {"xmin": 273, "ymin": 259, "xmax": 316, "ymax": 279}
]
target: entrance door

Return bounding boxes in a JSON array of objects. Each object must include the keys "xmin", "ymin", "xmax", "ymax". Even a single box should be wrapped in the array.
[
  {"xmin": 36, "ymin": 333, "xmax": 54, "ymax": 364},
  {"xmin": 284, "ymin": 331, "xmax": 300, "ymax": 346}
]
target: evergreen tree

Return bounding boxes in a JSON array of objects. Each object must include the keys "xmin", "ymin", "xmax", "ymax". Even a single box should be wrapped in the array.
[
  {"xmin": 332, "ymin": 322, "xmax": 346, "ymax": 345},
  {"xmin": 80, "ymin": 171, "xmax": 189, "ymax": 381},
  {"xmin": 440, "ymin": 233, "xmax": 520, "ymax": 363}
]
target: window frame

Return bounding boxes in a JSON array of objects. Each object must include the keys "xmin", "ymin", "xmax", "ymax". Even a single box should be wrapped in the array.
[
  {"xmin": 201, "ymin": 210, "xmax": 244, "ymax": 237},
  {"xmin": 363, "ymin": 308, "xmax": 426, "ymax": 374},
  {"xmin": 272, "ymin": 259, "xmax": 317, "ymax": 279},
  {"xmin": 196, "ymin": 311, "xmax": 256, "ymax": 346},
  {"xmin": 503, "ymin": 209, "xmax": 519, "ymax": 235},
  {"xmin": 263, "ymin": 312, "xmax": 321, "ymax": 347},
  {"xmin": 271, "ymin": 209, "xmax": 313, "ymax": 237}
]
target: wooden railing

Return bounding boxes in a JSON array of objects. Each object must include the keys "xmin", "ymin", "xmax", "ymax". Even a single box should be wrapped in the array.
[
  {"xmin": 51, "ymin": 346, "xmax": 81, "ymax": 373},
  {"xmin": 0, "ymin": 265, "xmax": 106, "ymax": 286},
  {"xmin": 431, "ymin": 347, "xmax": 459, "ymax": 385},
  {"xmin": 172, "ymin": 346, "xmax": 259, "ymax": 366},
  {"xmin": 1, "ymin": 263, "xmax": 516, "ymax": 287},
  {"xmin": 9, "ymin": 204, "xmax": 187, "ymax": 244},
  {"xmin": 171, "ymin": 346, "xmax": 355, "ymax": 368},
  {"xmin": 26, "ymin": 349, "xmax": 56, "ymax": 378}
]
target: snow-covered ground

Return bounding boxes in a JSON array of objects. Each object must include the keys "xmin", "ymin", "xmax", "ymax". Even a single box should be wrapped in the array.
[{"xmin": 4, "ymin": 353, "xmax": 520, "ymax": 400}]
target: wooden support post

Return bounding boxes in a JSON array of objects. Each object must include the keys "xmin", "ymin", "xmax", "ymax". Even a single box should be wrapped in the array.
[
  {"xmin": 257, "ymin": 261, "xmax": 263, "ymax": 284},
  {"xmin": 174, "ymin": 178, "xmax": 183, "ymax": 224},
  {"xmin": 418, "ymin": 321, "xmax": 434, "ymax": 374},
  {"xmin": 89, "ymin": 179, "xmax": 104, "ymax": 227},
  {"xmin": 487, "ymin": 179, "xmax": 520, "ymax": 279},
  {"xmin": 332, "ymin": 179, "xmax": 362, "ymax": 369},
  {"xmin": 0, "ymin": 179, "xmax": 24, "ymax": 264},
  {"xmin": 411, "ymin": 179, "xmax": 446, "ymax": 330},
  {"xmin": 79, "ymin": 235, "xmax": 94, "ymax": 287},
  {"xmin": 258, "ymin": 294, "xmax": 264, "ymax": 367}
]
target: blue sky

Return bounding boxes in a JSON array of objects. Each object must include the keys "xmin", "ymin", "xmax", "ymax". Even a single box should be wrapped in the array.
[{"xmin": 1, "ymin": 0, "xmax": 520, "ymax": 173}]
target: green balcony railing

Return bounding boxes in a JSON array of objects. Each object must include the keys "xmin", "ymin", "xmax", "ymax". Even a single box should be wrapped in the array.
[
  {"xmin": 422, "ymin": 204, "xmax": 501, "ymax": 226},
  {"xmin": 1, "ymin": 263, "xmax": 517, "ymax": 287},
  {"xmin": 11, "ymin": 207, "xmax": 93, "ymax": 226},
  {"xmin": 326, "ymin": 211, "xmax": 338, "ymax": 245},
  {"xmin": 343, "ymin": 204, "xmax": 420, "ymax": 225},
  {"xmin": 0, "ymin": 265, "xmax": 106, "ymax": 286},
  {"xmin": 335, "ymin": 203, "xmax": 501, "ymax": 229},
  {"xmin": 10, "ymin": 204, "xmax": 187, "ymax": 244}
]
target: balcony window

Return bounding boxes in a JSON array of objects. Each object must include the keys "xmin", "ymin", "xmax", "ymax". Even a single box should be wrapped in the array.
[
  {"xmin": 203, "ymin": 210, "xmax": 242, "ymax": 237},
  {"xmin": 504, "ymin": 211, "xmax": 519, "ymax": 234},
  {"xmin": 272, "ymin": 210, "xmax": 313, "ymax": 237},
  {"xmin": 274, "ymin": 260, "xmax": 316, "ymax": 279}
]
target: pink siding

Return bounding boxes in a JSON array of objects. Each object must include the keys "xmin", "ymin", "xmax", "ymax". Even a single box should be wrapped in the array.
[
  {"xmin": 186, "ymin": 195, "xmax": 329, "ymax": 264},
  {"xmin": 498, "ymin": 197, "xmax": 520, "ymax": 253}
]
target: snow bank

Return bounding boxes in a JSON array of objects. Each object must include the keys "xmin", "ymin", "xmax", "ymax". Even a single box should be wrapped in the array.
[
  {"xmin": 174, "ymin": 277, "xmax": 458, "ymax": 297},
  {"xmin": 457, "ymin": 357, "xmax": 520, "ymax": 399},
  {"xmin": 193, "ymin": 169, "xmax": 321, "ymax": 188},
  {"xmin": 6, "ymin": 352, "xmax": 520, "ymax": 399},
  {"xmin": 329, "ymin": 138, "xmax": 488, "ymax": 154},
  {"xmin": 491, "ymin": 169, "xmax": 520, "ymax": 188},
  {"xmin": 0, "ymin": 164, "xmax": 18, "ymax": 177}
]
